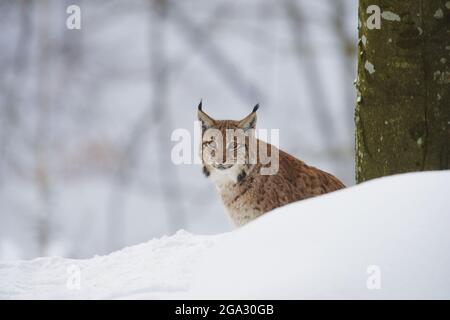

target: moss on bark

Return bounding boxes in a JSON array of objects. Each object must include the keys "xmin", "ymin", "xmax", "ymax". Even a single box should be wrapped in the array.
[{"xmin": 356, "ymin": 0, "xmax": 450, "ymax": 183}]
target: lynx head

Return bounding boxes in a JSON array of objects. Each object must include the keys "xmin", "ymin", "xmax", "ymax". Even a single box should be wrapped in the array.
[{"xmin": 197, "ymin": 101, "xmax": 259, "ymax": 184}]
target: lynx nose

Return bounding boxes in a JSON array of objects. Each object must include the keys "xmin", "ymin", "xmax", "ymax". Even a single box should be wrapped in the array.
[{"xmin": 215, "ymin": 163, "xmax": 233, "ymax": 170}]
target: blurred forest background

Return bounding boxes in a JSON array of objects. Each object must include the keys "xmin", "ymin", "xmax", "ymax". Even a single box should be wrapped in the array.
[{"xmin": 0, "ymin": 0, "xmax": 357, "ymax": 260}]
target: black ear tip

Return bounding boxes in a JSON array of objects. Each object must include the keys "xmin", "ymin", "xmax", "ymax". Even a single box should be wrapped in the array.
[
  {"xmin": 198, "ymin": 99, "xmax": 203, "ymax": 111},
  {"xmin": 252, "ymin": 103, "xmax": 259, "ymax": 113}
]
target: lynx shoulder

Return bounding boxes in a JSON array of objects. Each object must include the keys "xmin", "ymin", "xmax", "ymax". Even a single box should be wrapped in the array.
[{"xmin": 198, "ymin": 101, "xmax": 345, "ymax": 226}]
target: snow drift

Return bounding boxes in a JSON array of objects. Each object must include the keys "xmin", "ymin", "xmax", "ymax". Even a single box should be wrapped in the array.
[
  {"xmin": 1, "ymin": 171, "xmax": 450, "ymax": 299},
  {"xmin": 191, "ymin": 170, "xmax": 450, "ymax": 299}
]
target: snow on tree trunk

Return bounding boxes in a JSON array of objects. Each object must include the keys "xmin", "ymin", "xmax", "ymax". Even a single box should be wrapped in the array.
[{"xmin": 355, "ymin": 0, "xmax": 450, "ymax": 183}]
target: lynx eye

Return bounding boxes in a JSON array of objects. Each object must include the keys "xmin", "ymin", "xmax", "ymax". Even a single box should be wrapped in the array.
[
  {"xmin": 227, "ymin": 142, "xmax": 243, "ymax": 150},
  {"xmin": 208, "ymin": 141, "xmax": 217, "ymax": 149}
]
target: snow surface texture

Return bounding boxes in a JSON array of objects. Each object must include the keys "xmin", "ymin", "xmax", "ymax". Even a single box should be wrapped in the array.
[{"xmin": 1, "ymin": 171, "xmax": 450, "ymax": 299}]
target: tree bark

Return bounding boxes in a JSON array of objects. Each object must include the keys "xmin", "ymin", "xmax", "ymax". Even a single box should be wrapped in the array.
[{"xmin": 355, "ymin": 0, "xmax": 450, "ymax": 183}]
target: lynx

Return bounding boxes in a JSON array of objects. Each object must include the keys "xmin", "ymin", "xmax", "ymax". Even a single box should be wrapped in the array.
[{"xmin": 198, "ymin": 101, "xmax": 345, "ymax": 226}]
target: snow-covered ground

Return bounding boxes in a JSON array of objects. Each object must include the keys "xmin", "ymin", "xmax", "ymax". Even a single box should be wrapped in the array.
[
  {"xmin": 1, "ymin": 171, "xmax": 450, "ymax": 299},
  {"xmin": 0, "ymin": 231, "xmax": 224, "ymax": 299}
]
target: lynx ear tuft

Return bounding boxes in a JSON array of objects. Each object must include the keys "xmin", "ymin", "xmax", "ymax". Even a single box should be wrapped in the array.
[
  {"xmin": 239, "ymin": 104, "xmax": 259, "ymax": 131},
  {"xmin": 197, "ymin": 101, "xmax": 215, "ymax": 130}
]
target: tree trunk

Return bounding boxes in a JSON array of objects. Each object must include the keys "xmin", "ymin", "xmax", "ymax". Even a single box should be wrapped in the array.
[{"xmin": 355, "ymin": 0, "xmax": 450, "ymax": 183}]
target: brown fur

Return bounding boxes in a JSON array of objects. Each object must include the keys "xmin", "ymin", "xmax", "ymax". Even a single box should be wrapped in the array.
[{"xmin": 198, "ymin": 104, "xmax": 345, "ymax": 226}]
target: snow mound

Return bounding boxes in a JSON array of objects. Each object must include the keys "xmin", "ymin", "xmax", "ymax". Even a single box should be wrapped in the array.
[
  {"xmin": 1, "ymin": 171, "xmax": 450, "ymax": 299},
  {"xmin": 191, "ymin": 170, "xmax": 450, "ymax": 299},
  {"xmin": 0, "ymin": 230, "xmax": 225, "ymax": 299}
]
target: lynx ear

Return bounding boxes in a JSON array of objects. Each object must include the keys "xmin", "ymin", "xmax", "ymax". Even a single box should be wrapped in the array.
[
  {"xmin": 239, "ymin": 104, "xmax": 259, "ymax": 131},
  {"xmin": 197, "ymin": 100, "xmax": 215, "ymax": 130}
]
